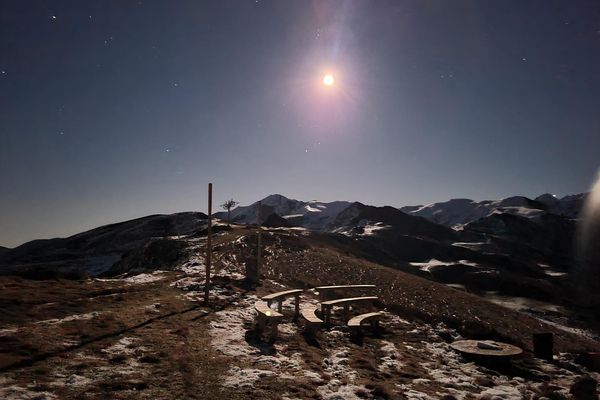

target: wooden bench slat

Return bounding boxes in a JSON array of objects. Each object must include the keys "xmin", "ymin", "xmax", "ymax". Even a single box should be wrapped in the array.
[
  {"xmin": 347, "ymin": 312, "xmax": 384, "ymax": 327},
  {"xmin": 321, "ymin": 296, "xmax": 378, "ymax": 306},
  {"xmin": 261, "ymin": 289, "xmax": 303, "ymax": 301}
]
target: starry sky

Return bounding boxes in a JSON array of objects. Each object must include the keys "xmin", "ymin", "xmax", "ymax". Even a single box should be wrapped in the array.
[{"xmin": 1, "ymin": 1, "xmax": 600, "ymax": 247}]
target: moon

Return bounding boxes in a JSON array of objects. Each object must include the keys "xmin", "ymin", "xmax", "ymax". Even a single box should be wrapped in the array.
[{"xmin": 322, "ymin": 74, "xmax": 335, "ymax": 86}]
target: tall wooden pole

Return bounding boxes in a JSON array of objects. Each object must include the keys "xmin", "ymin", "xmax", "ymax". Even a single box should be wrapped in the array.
[
  {"xmin": 205, "ymin": 183, "xmax": 212, "ymax": 304},
  {"xmin": 256, "ymin": 200, "xmax": 262, "ymax": 284}
]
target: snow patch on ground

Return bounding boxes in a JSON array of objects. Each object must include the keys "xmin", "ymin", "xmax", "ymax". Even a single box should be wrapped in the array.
[
  {"xmin": 361, "ymin": 222, "xmax": 392, "ymax": 236},
  {"xmin": 100, "ymin": 336, "xmax": 147, "ymax": 375},
  {"xmin": 412, "ymin": 340, "xmax": 598, "ymax": 399},
  {"xmin": 451, "ymin": 242, "xmax": 486, "ymax": 249},
  {"xmin": 102, "ymin": 336, "xmax": 139, "ymax": 356},
  {"xmin": 544, "ymin": 270, "xmax": 567, "ymax": 277},
  {"xmin": 96, "ymin": 270, "xmax": 166, "ymax": 284},
  {"xmin": 123, "ymin": 271, "xmax": 166, "ymax": 284},
  {"xmin": 282, "ymin": 214, "xmax": 303, "ymax": 219},
  {"xmin": 0, "ymin": 327, "xmax": 18, "ymax": 335},
  {"xmin": 482, "ymin": 292, "xmax": 564, "ymax": 313},
  {"xmin": 305, "ymin": 205, "xmax": 322, "ymax": 213},
  {"xmin": 35, "ymin": 311, "xmax": 103, "ymax": 325},
  {"xmin": 208, "ymin": 292, "xmax": 320, "ymax": 390},
  {"xmin": 394, "ymin": 387, "xmax": 434, "ymax": 400},
  {"xmin": 409, "ymin": 259, "xmax": 452, "ymax": 272},
  {"xmin": 379, "ymin": 340, "xmax": 403, "ymax": 372},
  {"xmin": 172, "ymin": 277, "xmax": 235, "ymax": 303},
  {"xmin": 208, "ymin": 295, "xmax": 259, "ymax": 358},
  {"xmin": 49, "ymin": 373, "xmax": 92, "ymax": 388},
  {"xmin": 223, "ymin": 366, "xmax": 274, "ymax": 388},
  {"xmin": 410, "ymin": 259, "xmax": 480, "ymax": 273},
  {"xmin": 316, "ymin": 331, "xmax": 367, "ymax": 400},
  {"xmin": 144, "ymin": 303, "xmax": 162, "ymax": 313},
  {"xmin": 0, "ymin": 384, "xmax": 57, "ymax": 400},
  {"xmin": 177, "ymin": 261, "xmax": 205, "ymax": 275}
]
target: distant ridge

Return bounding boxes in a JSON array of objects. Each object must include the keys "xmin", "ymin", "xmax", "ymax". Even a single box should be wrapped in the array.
[
  {"xmin": 0, "ymin": 212, "xmax": 207, "ymax": 277},
  {"xmin": 400, "ymin": 193, "xmax": 586, "ymax": 228},
  {"xmin": 214, "ymin": 194, "xmax": 352, "ymax": 230}
]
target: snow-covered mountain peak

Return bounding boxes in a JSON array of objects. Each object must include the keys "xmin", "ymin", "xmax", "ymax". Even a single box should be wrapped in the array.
[
  {"xmin": 401, "ymin": 193, "xmax": 586, "ymax": 228},
  {"xmin": 214, "ymin": 194, "xmax": 352, "ymax": 230}
]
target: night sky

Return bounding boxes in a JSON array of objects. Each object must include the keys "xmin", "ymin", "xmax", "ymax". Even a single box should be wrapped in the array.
[{"xmin": 1, "ymin": 1, "xmax": 600, "ymax": 247}]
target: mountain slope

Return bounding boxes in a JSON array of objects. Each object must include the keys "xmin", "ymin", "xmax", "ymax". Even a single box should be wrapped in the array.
[
  {"xmin": 330, "ymin": 202, "xmax": 457, "ymax": 241},
  {"xmin": 0, "ymin": 212, "xmax": 207, "ymax": 277},
  {"xmin": 1, "ymin": 225, "xmax": 597, "ymax": 399}
]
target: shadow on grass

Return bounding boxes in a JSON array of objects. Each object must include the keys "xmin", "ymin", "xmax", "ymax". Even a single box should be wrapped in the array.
[
  {"xmin": 244, "ymin": 329, "xmax": 277, "ymax": 356},
  {"xmin": 301, "ymin": 332, "xmax": 322, "ymax": 349},
  {"xmin": 0, "ymin": 287, "xmax": 251, "ymax": 373}
]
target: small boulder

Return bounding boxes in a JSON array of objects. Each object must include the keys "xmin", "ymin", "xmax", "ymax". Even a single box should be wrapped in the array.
[{"xmin": 570, "ymin": 375, "xmax": 598, "ymax": 400}]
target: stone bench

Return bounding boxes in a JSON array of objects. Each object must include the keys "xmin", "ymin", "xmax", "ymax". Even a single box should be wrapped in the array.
[
  {"xmin": 254, "ymin": 300, "xmax": 283, "ymax": 341},
  {"xmin": 320, "ymin": 296, "xmax": 378, "ymax": 325},
  {"xmin": 300, "ymin": 307, "xmax": 324, "ymax": 333},
  {"xmin": 314, "ymin": 285, "xmax": 376, "ymax": 301},
  {"xmin": 261, "ymin": 289, "xmax": 303, "ymax": 320},
  {"xmin": 348, "ymin": 311, "xmax": 384, "ymax": 339}
]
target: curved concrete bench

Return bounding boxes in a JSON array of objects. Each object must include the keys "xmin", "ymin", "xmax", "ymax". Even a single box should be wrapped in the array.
[
  {"xmin": 348, "ymin": 311, "xmax": 384, "ymax": 339},
  {"xmin": 261, "ymin": 289, "xmax": 303, "ymax": 320},
  {"xmin": 255, "ymin": 300, "xmax": 283, "ymax": 341},
  {"xmin": 300, "ymin": 307, "xmax": 324, "ymax": 333},
  {"xmin": 320, "ymin": 296, "xmax": 378, "ymax": 325},
  {"xmin": 347, "ymin": 311, "xmax": 383, "ymax": 328},
  {"xmin": 314, "ymin": 285, "xmax": 376, "ymax": 301}
]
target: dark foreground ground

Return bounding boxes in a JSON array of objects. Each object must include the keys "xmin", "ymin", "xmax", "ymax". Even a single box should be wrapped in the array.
[{"xmin": 0, "ymin": 227, "xmax": 598, "ymax": 399}]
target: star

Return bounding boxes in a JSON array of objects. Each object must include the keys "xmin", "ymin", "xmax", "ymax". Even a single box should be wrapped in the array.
[
  {"xmin": 51, "ymin": 15, "xmax": 57, "ymax": 20},
  {"xmin": 59, "ymin": 131, "xmax": 64, "ymax": 135},
  {"xmin": 165, "ymin": 148, "xmax": 171, "ymax": 153},
  {"xmin": 522, "ymin": 57, "xmax": 527, "ymax": 62},
  {"xmin": 173, "ymin": 82, "xmax": 178, "ymax": 87}
]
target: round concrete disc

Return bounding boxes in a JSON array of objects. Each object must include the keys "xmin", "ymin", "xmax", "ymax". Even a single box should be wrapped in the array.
[{"xmin": 450, "ymin": 340, "xmax": 523, "ymax": 357}]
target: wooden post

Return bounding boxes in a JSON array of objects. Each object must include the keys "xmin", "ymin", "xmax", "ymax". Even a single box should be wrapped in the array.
[
  {"xmin": 294, "ymin": 293, "xmax": 300, "ymax": 321},
  {"xmin": 533, "ymin": 332, "xmax": 553, "ymax": 361},
  {"xmin": 205, "ymin": 183, "xmax": 212, "ymax": 305},
  {"xmin": 343, "ymin": 304, "xmax": 349, "ymax": 322},
  {"xmin": 270, "ymin": 322, "xmax": 278, "ymax": 341},
  {"xmin": 256, "ymin": 200, "xmax": 262, "ymax": 284}
]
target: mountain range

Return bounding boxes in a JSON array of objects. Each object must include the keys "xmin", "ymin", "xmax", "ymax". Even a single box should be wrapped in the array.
[
  {"xmin": 0, "ymin": 192, "xmax": 591, "ymax": 308},
  {"xmin": 400, "ymin": 193, "xmax": 585, "ymax": 228}
]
